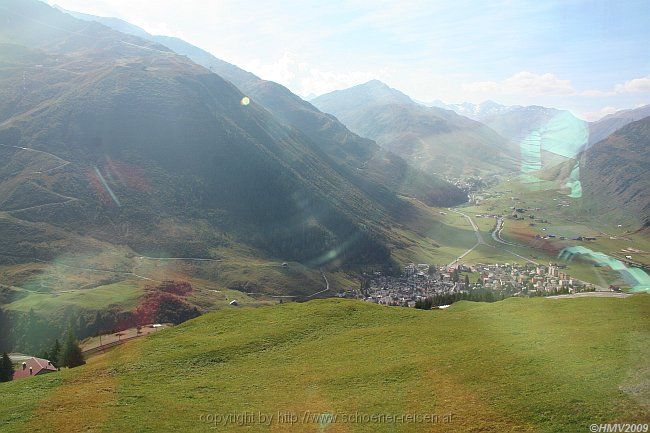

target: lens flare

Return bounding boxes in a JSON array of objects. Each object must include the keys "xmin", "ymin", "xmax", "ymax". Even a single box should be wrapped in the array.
[
  {"xmin": 93, "ymin": 166, "xmax": 121, "ymax": 207},
  {"xmin": 559, "ymin": 246, "xmax": 650, "ymax": 292},
  {"xmin": 564, "ymin": 162, "xmax": 582, "ymax": 198}
]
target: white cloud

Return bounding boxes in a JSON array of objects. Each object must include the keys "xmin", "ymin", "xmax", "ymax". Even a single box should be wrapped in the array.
[
  {"xmin": 581, "ymin": 74, "xmax": 650, "ymax": 97},
  {"xmin": 462, "ymin": 71, "xmax": 576, "ymax": 97},
  {"xmin": 614, "ymin": 75, "xmax": 650, "ymax": 93}
]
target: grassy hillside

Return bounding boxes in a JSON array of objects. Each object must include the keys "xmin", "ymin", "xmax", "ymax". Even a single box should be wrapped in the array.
[
  {"xmin": 1, "ymin": 296, "xmax": 648, "ymax": 432},
  {"xmin": 580, "ymin": 117, "xmax": 650, "ymax": 228}
]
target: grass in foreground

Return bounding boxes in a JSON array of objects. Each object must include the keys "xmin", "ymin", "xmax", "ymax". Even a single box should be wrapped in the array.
[{"xmin": 1, "ymin": 296, "xmax": 648, "ymax": 433}]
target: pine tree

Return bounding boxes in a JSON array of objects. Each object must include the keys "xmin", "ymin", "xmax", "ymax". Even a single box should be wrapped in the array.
[
  {"xmin": 464, "ymin": 274, "xmax": 470, "ymax": 288},
  {"xmin": 0, "ymin": 352, "xmax": 14, "ymax": 382},
  {"xmin": 61, "ymin": 330, "xmax": 85, "ymax": 368},
  {"xmin": 49, "ymin": 339, "xmax": 61, "ymax": 368}
]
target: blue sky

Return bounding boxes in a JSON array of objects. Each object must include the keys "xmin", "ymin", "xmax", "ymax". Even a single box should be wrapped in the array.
[{"xmin": 49, "ymin": 0, "xmax": 650, "ymax": 119}]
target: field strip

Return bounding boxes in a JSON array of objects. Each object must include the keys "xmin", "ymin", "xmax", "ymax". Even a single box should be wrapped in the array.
[
  {"xmin": 448, "ymin": 243, "xmax": 479, "ymax": 267},
  {"xmin": 502, "ymin": 247, "xmax": 539, "ymax": 265},
  {"xmin": 448, "ymin": 209, "xmax": 544, "ymax": 267},
  {"xmin": 246, "ymin": 272, "xmax": 331, "ymax": 299}
]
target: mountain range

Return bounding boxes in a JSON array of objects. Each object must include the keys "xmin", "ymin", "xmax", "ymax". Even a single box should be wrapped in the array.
[
  {"xmin": 61, "ymin": 6, "xmax": 650, "ymax": 212},
  {"xmin": 434, "ymin": 100, "xmax": 590, "ymax": 169},
  {"xmin": 431, "ymin": 100, "xmax": 650, "ymax": 162},
  {"xmin": 312, "ymin": 80, "xmax": 518, "ymax": 176},
  {"xmin": 430, "ymin": 98, "xmax": 649, "ymax": 226}
]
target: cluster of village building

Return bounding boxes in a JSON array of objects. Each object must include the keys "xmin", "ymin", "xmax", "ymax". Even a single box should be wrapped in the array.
[
  {"xmin": 357, "ymin": 262, "xmax": 595, "ymax": 307},
  {"xmin": 470, "ymin": 262, "xmax": 592, "ymax": 292}
]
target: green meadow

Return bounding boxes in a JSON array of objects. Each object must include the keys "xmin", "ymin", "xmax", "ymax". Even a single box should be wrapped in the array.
[{"xmin": 1, "ymin": 295, "xmax": 648, "ymax": 433}]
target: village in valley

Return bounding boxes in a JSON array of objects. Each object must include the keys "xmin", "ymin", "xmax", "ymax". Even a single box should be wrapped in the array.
[{"xmin": 356, "ymin": 261, "xmax": 596, "ymax": 308}]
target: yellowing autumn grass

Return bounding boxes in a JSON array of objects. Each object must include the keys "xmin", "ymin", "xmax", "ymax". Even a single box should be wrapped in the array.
[{"xmin": 1, "ymin": 295, "xmax": 648, "ymax": 433}]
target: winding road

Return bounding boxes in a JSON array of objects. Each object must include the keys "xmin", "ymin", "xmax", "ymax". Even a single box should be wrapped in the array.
[
  {"xmin": 307, "ymin": 272, "xmax": 331, "ymax": 298},
  {"xmin": 29, "ymin": 258, "xmax": 160, "ymax": 282},
  {"xmin": 135, "ymin": 256, "xmax": 222, "ymax": 262},
  {"xmin": 245, "ymin": 270, "xmax": 331, "ymax": 299},
  {"xmin": 446, "ymin": 210, "xmax": 542, "ymax": 267},
  {"xmin": 489, "ymin": 217, "xmax": 540, "ymax": 265},
  {"xmin": 451, "ymin": 209, "xmax": 485, "ymax": 245},
  {"xmin": 447, "ymin": 209, "xmax": 484, "ymax": 267},
  {"xmin": 0, "ymin": 143, "xmax": 80, "ymax": 213}
]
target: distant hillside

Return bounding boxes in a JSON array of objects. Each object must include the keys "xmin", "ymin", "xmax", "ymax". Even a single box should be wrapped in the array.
[
  {"xmin": 2, "ymin": 296, "xmax": 649, "ymax": 432},
  {"xmin": 58, "ymin": 8, "xmax": 466, "ymax": 208},
  {"xmin": 588, "ymin": 104, "xmax": 650, "ymax": 146},
  {"xmin": 313, "ymin": 81, "xmax": 517, "ymax": 176},
  {"xmin": 580, "ymin": 116, "xmax": 650, "ymax": 227},
  {"xmin": 436, "ymin": 101, "xmax": 589, "ymax": 171}
]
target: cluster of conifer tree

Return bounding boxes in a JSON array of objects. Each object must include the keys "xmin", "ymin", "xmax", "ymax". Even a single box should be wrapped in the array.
[
  {"xmin": 414, "ymin": 289, "xmax": 510, "ymax": 310},
  {"xmin": 0, "ymin": 329, "xmax": 84, "ymax": 382}
]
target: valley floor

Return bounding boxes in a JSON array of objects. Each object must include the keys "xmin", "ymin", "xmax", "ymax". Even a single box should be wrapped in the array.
[{"xmin": 448, "ymin": 176, "xmax": 650, "ymax": 292}]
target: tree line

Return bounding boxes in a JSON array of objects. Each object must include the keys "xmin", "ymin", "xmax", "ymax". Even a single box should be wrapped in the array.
[{"xmin": 414, "ymin": 288, "xmax": 511, "ymax": 310}]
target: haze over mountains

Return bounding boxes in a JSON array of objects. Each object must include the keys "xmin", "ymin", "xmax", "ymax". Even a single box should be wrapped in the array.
[
  {"xmin": 413, "ymin": 97, "xmax": 650, "ymax": 225},
  {"xmin": 433, "ymin": 100, "xmax": 590, "ymax": 168},
  {"xmin": 429, "ymin": 100, "xmax": 514, "ymax": 120},
  {"xmin": 432, "ymin": 100, "xmax": 650, "ymax": 155},
  {"xmin": 55, "ymin": 5, "xmax": 650, "ymax": 217},
  {"xmin": 312, "ymin": 80, "xmax": 518, "ymax": 176}
]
